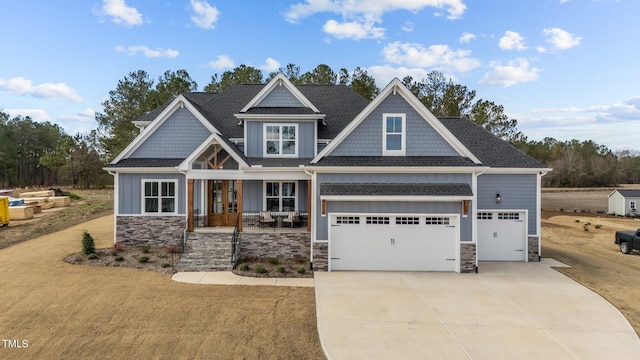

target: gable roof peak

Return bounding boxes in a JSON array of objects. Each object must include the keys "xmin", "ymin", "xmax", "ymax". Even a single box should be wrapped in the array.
[{"xmin": 239, "ymin": 73, "xmax": 320, "ymax": 113}]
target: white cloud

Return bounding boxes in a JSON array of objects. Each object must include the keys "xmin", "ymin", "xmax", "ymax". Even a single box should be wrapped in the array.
[
  {"xmin": 518, "ymin": 97, "xmax": 640, "ymax": 150},
  {"xmin": 285, "ymin": 0, "xmax": 467, "ymax": 22},
  {"xmin": 367, "ymin": 65, "xmax": 433, "ymax": 87},
  {"xmin": 260, "ymin": 58, "xmax": 281, "ymax": 72},
  {"xmin": 285, "ymin": 0, "xmax": 466, "ymax": 40},
  {"xmin": 382, "ymin": 41, "xmax": 480, "ymax": 73},
  {"xmin": 402, "ymin": 21, "xmax": 414, "ymax": 32},
  {"xmin": 559, "ymin": 0, "xmax": 571, "ymax": 4},
  {"xmin": 190, "ymin": 0, "xmax": 220, "ymax": 29},
  {"xmin": 479, "ymin": 58, "xmax": 540, "ymax": 87},
  {"xmin": 3, "ymin": 108, "xmax": 51, "ymax": 122},
  {"xmin": 0, "ymin": 77, "xmax": 83, "ymax": 103},
  {"xmin": 459, "ymin": 32, "xmax": 476, "ymax": 43},
  {"xmin": 323, "ymin": 19, "xmax": 384, "ymax": 40},
  {"xmin": 59, "ymin": 108, "xmax": 96, "ymax": 124},
  {"xmin": 95, "ymin": 0, "xmax": 143, "ymax": 27},
  {"xmin": 208, "ymin": 55, "xmax": 235, "ymax": 70},
  {"xmin": 498, "ymin": 31, "xmax": 527, "ymax": 50},
  {"xmin": 543, "ymin": 27, "xmax": 582, "ymax": 50},
  {"xmin": 115, "ymin": 45, "xmax": 179, "ymax": 58}
]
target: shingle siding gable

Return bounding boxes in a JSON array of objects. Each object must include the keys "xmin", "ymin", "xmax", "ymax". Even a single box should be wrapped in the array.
[
  {"xmin": 130, "ymin": 107, "xmax": 211, "ymax": 159},
  {"xmin": 329, "ymin": 94, "xmax": 458, "ymax": 157},
  {"xmin": 257, "ymin": 85, "xmax": 304, "ymax": 107}
]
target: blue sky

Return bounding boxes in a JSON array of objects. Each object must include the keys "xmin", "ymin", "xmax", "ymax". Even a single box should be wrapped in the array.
[{"xmin": 1, "ymin": 0, "xmax": 639, "ymax": 151}]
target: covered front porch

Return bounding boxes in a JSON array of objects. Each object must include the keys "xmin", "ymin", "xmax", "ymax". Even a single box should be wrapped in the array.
[{"xmin": 186, "ymin": 178, "xmax": 312, "ymax": 233}]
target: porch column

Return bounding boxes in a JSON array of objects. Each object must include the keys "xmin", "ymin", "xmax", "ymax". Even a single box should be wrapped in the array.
[
  {"xmin": 237, "ymin": 179, "xmax": 243, "ymax": 232},
  {"xmin": 187, "ymin": 179, "xmax": 194, "ymax": 232},
  {"xmin": 307, "ymin": 179, "xmax": 312, "ymax": 232}
]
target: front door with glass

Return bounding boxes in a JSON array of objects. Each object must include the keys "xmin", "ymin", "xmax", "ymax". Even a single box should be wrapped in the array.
[{"xmin": 208, "ymin": 180, "xmax": 238, "ymax": 226}]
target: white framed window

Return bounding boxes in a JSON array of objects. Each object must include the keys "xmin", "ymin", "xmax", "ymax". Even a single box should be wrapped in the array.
[
  {"xmin": 382, "ymin": 113, "xmax": 406, "ymax": 156},
  {"xmin": 142, "ymin": 179, "xmax": 177, "ymax": 214},
  {"xmin": 264, "ymin": 181, "xmax": 296, "ymax": 211},
  {"xmin": 264, "ymin": 123, "xmax": 297, "ymax": 157},
  {"xmin": 630, "ymin": 201, "xmax": 636, "ymax": 211}
]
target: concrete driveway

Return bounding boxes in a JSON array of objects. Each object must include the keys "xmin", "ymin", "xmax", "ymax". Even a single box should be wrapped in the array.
[{"xmin": 314, "ymin": 259, "xmax": 640, "ymax": 360}]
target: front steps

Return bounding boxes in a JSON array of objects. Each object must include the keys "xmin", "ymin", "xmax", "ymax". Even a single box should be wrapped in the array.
[{"xmin": 176, "ymin": 232, "xmax": 234, "ymax": 271}]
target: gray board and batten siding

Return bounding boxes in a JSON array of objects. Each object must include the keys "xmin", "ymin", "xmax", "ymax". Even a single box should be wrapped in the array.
[
  {"xmin": 244, "ymin": 121, "xmax": 316, "ymax": 158},
  {"xmin": 314, "ymin": 173, "xmax": 473, "ymax": 241},
  {"xmin": 129, "ymin": 108, "xmax": 211, "ymax": 159},
  {"xmin": 477, "ymin": 174, "xmax": 538, "ymax": 235},
  {"xmin": 329, "ymin": 94, "xmax": 459, "ymax": 157},
  {"xmin": 118, "ymin": 173, "xmax": 186, "ymax": 215}
]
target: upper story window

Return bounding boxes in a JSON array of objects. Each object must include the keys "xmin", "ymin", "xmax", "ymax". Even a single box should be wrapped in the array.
[
  {"xmin": 383, "ymin": 114, "xmax": 405, "ymax": 156},
  {"xmin": 142, "ymin": 180, "xmax": 177, "ymax": 214},
  {"xmin": 264, "ymin": 124, "xmax": 297, "ymax": 157}
]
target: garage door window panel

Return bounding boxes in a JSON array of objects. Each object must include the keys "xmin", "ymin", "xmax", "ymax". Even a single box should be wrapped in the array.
[
  {"xmin": 396, "ymin": 217, "xmax": 420, "ymax": 225},
  {"xmin": 425, "ymin": 217, "xmax": 450, "ymax": 225},
  {"xmin": 366, "ymin": 216, "xmax": 390, "ymax": 224}
]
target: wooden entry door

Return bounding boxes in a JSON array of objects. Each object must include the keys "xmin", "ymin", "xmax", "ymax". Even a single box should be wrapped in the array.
[{"xmin": 208, "ymin": 180, "xmax": 238, "ymax": 226}]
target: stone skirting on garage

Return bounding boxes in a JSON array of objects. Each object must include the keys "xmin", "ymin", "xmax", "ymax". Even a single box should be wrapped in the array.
[
  {"xmin": 116, "ymin": 215, "xmax": 186, "ymax": 247},
  {"xmin": 460, "ymin": 243, "xmax": 476, "ymax": 273},
  {"xmin": 312, "ymin": 242, "xmax": 328, "ymax": 271},
  {"xmin": 528, "ymin": 236, "xmax": 540, "ymax": 262},
  {"xmin": 238, "ymin": 232, "xmax": 311, "ymax": 260}
]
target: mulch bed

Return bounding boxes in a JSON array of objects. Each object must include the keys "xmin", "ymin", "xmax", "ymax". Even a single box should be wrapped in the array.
[
  {"xmin": 64, "ymin": 245, "xmax": 179, "ymax": 275},
  {"xmin": 232, "ymin": 257, "xmax": 314, "ymax": 278}
]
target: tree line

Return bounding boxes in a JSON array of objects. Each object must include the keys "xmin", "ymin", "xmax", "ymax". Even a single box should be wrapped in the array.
[{"xmin": 1, "ymin": 63, "xmax": 639, "ymax": 188}]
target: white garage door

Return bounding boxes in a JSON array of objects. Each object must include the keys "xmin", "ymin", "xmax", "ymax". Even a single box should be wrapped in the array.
[
  {"xmin": 329, "ymin": 214, "xmax": 458, "ymax": 271},
  {"xmin": 477, "ymin": 211, "xmax": 526, "ymax": 261}
]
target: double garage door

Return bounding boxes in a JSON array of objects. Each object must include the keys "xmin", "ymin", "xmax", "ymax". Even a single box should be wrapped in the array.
[
  {"xmin": 329, "ymin": 214, "xmax": 459, "ymax": 271},
  {"xmin": 477, "ymin": 211, "xmax": 527, "ymax": 261}
]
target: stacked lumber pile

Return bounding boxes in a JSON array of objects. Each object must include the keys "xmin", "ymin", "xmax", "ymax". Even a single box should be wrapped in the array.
[
  {"xmin": 17, "ymin": 190, "xmax": 71, "ymax": 215},
  {"xmin": 9, "ymin": 206, "xmax": 33, "ymax": 220}
]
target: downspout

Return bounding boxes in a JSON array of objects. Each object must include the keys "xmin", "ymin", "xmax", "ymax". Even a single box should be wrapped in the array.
[
  {"xmin": 472, "ymin": 169, "xmax": 485, "ymax": 273},
  {"xmin": 304, "ymin": 167, "xmax": 316, "ymax": 268},
  {"xmin": 177, "ymin": 168, "xmax": 189, "ymax": 229}
]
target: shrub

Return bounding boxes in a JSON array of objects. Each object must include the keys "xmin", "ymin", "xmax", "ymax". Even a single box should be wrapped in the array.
[
  {"xmin": 115, "ymin": 256, "xmax": 124, "ymax": 262},
  {"xmin": 276, "ymin": 265, "xmax": 285, "ymax": 273},
  {"xmin": 296, "ymin": 267, "xmax": 306, "ymax": 274},
  {"xmin": 111, "ymin": 250, "xmax": 118, "ymax": 257},
  {"xmin": 161, "ymin": 263, "xmax": 171, "ymax": 268},
  {"xmin": 255, "ymin": 265, "xmax": 268, "ymax": 274},
  {"xmin": 140, "ymin": 246, "xmax": 151, "ymax": 254},
  {"xmin": 138, "ymin": 256, "xmax": 149, "ymax": 263},
  {"xmin": 238, "ymin": 263, "xmax": 250, "ymax": 271},
  {"xmin": 595, "ymin": 224, "xmax": 602, "ymax": 229},
  {"xmin": 87, "ymin": 253, "xmax": 98, "ymax": 260},
  {"xmin": 267, "ymin": 257, "xmax": 279, "ymax": 265},
  {"xmin": 81, "ymin": 230, "xmax": 95, "ymax": 255},
  {"xmin": 574, "ymin": 219, "xmax": 580, "ymax": 223}
]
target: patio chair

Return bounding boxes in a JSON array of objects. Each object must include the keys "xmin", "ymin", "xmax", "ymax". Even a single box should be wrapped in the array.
[
  {"xmin": 259, "ymin": 211, "xmax": 276, "ymax": 227},
  {"xmin": 282, "ymin": 211, "xmax": 300, "ymax": 228}
]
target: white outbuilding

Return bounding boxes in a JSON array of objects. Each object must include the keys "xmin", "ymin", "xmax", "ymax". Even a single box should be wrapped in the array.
[{"xmin": 608, "ymin": 189, "xmax": 640, "ymax": 217}]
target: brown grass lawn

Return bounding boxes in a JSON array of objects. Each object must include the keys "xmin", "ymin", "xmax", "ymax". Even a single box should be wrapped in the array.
[
  {"xmin": 542, "ymin": 186, "xmax": 640, "ymax": 336},
  {"xmin": 0, "ymin": 215, "xmax": 325, "ymax": 360}
]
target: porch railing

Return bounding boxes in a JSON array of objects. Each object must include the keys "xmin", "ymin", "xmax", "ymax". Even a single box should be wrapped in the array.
[{"xmin": 242, "ymin": 211, "xmax": 309, "ymax": 232}]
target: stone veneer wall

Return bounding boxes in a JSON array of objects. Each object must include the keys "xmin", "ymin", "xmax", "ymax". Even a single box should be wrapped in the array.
[
  {"xmin": 238, "ymin": 232, "xmax": 311, "ymax": 260},
  {"xmin": 312, "ymin": 242, "xmax": 328, "ymax": 271},
  {"xmin": 116, "ymin": 216, "xmax": 186, "ymax": 246},
  {"xmin": 528, "ymin": 236, "xmax": 540, "ymax": 262},
  {"xmin": 460, "ymin": 243, "xmax": 476, "ymax": 273}
]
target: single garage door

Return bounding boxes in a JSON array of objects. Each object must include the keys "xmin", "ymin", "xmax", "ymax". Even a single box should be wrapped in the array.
[
  {"xmin": 477, "ymin": 211, "xmax": 526, "ymax": 261},
  {"xmin": 329, "ymin": 214, "xmax": 458, "ymax": 271}
]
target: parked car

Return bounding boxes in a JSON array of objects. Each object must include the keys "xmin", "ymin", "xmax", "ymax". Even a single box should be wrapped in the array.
[{"xmin": 615, "ymin": 229, "xmax": 640, "ymax": 254}]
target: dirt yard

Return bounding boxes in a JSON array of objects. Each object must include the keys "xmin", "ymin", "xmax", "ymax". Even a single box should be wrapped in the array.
[
  {"xmin": 542, "ymin": 187, "xmax": 640, "ymax": 336},
  {"xmin": 0, "ymin": 215, "xmax": 325, "ymax": 360}
]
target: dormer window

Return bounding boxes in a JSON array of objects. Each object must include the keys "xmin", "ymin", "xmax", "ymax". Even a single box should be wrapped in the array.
[
  {"xmin": 383, "ymin": 113, "xmax": 406, "ymax": 156},
  {"xmin": 264, "ymin": 123, "xmax": 297, "ymax": 157}
]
